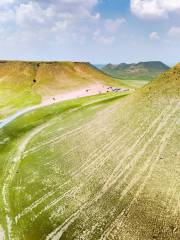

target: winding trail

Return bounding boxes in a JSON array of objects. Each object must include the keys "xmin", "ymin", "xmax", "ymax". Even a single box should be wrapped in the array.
[{"xmin": 0, "ymin": 84, "xmax": 127, "ymax": 129}]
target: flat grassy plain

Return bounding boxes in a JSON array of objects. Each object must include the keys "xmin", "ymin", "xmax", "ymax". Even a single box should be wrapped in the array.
[
  {"xmin": 0, "ymin": 64, "xmax": 180, "ymax": 240},
  {"xmin": 120, "ymin": 79, "xmax": 150, "ymax": 88}
]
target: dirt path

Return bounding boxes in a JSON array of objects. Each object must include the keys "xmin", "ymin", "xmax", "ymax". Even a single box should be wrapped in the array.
[
  {"xmin": 41, "ymin": 84, "xmax": 123, "ymax": 106},
  {"xmin": 0, "ymin": 84, "xmax": 127, "ymax": 129}
]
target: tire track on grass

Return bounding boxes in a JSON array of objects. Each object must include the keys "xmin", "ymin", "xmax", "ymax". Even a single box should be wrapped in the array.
[
  {"xmin": 100, "ymin": 120, "xmax": 177, "ymax": 239},
  {"xmin": 23, "ymin": 95, "xmax": 127, "ymax": 158},
  {"xmin": 114, "ymin": 125, "xmax": 177, "ymax": 238},
  {"xmin": 73, "ymin": 107, "xmax": 179, "ymax": 240},
  {"xmin": 20, "ymin": 121, "xmax": 141, "ymax": 222},
  {"xmin": 15, "ymin": 133, "xmax": 117, "ymax": 222},
  {"xmin": 15, "ymin": 125, "xmax": 130, "ymax": 222},
  {"xmin": 23, "ymin": 99, "xmax": 120, "ymax": 157},
  {"xmin": 23, "ymin": 124, "xmax": 93, "ymax": 157},
  {"xmin": 32, "ymin": 127, "xmax": 139, "ymax": 222},
  {"xmin": 45, "ymin": 104, "xmax": 177, "ymax": 240},
  {"xmin": 107, "ymin": 103, "xmax": 179, "ymax": 201},
  {"xmin": 102, "ymin": 104, "xmax": 176, "ymax": 193}
]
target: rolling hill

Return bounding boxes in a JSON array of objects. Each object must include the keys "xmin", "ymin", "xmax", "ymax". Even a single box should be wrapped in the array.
[
  {"xmin": 0, "ymin": 61, "xmax": 128, "ymax": 119},
  {"xmin": 0, "ymin": 63, "xmax": 179, "ymax": 239},
  {"xmin": 102, "ymin": 61, "xmax": 170, "ymax": 80}
]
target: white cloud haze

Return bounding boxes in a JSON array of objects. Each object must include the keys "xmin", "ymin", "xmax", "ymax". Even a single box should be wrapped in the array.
[
  {"xmin": 105, "ymin": 18, "xmax": 126, "ymax": 33},
  {"xmin": 131, "ymin": 0, "xmax": 180, "ymax": 19},
  {"xmin": 0, "ymin": 0, "xmax": 100, "ymax": 26},
  {"xmin": 149, "ymin": 31, "xmax": 160, "ymax": 40},
  {"xmin": 168, "ymin": 26, "xmax": 180, "ymax": 37},
  {"xmin": 0, "ymin": 0, "xmax": 179, "ymax": 64}
]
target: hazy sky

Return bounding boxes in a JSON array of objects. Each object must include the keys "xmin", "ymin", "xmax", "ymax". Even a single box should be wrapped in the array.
[{"xmin": 0, "ymin": 0, "xmax": 180, "ymax": 64}]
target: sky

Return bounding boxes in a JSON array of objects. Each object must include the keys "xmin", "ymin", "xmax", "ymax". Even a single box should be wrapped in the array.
[{"xmin": 0, "ymin": 0, "xmax": 180, "ymax": 64}]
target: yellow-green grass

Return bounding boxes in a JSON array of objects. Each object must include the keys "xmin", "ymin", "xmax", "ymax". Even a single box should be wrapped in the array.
[
  {"xmin": 121, "ymin": 79, "xmax": 150, "ymax": 88},
  {"xmin": 0, "ymin": 91, "xmax": 129, "ymax": 239},
  {"xmin": 0, "ymin": 61, "xmax": 41, "ymax": 119},
  {"xmin": 0, "ymin": 64, "xmax": 179, "ymax": 239},
  {"xmin": 0, "ymin": 61, "xmax": 129, "ymax": 119}
]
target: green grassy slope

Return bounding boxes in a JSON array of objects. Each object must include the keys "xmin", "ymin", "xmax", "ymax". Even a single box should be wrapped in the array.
[
  {"xmin": 102, "ymin": 61, "xmax": 170, "ymax": 80},
  {"xmin": 0, "ymin": 61, "xmax": 127, "ymax": 119},
  {"xmin": 0, "ymin": 61, "xmax": 41, "ymax": 118},
  {"xmin": 0, "ymin": 64, "xmax": 179, "ymax": 239},
  {"xmin": 0, "ymin": 92, "xmax": 129, "ymax": 239}
]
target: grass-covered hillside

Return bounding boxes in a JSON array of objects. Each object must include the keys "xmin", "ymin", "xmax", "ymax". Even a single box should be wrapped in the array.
[
  {"xmin": 102, "ymin": 61, "xmax": 170, "ymax": 80},
  {"xmin": 0, "ymin": 61, "xmax": 127, "ymax": 119},
  {"xmin": 0, "ymin": 63, "xmax": 179, "ymax": 239}
]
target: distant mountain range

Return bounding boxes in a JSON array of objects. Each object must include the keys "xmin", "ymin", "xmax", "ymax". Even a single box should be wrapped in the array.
[
  {"xmin": 102, "ymin": 61, "xmax": 170, "ymax": 80},
  {"xmin": 94, "ymin": 64, "xmax": 106, "ymax": 69}
]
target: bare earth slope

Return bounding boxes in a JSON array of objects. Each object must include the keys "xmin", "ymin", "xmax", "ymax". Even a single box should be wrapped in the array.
[{"xmin": 0, "ymin": 64, "xmax": 179, "ymax": 239}]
